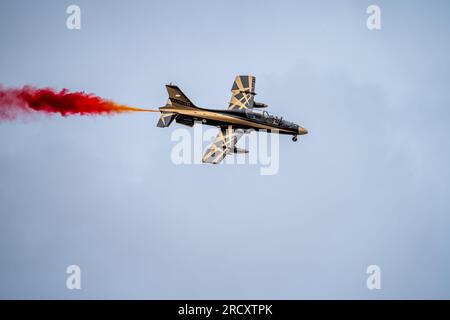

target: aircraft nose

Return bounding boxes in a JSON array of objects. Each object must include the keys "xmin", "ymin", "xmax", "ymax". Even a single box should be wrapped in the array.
[{"xmin": 298, "ymin": 126, "xmax": 308, "ymax": 135}]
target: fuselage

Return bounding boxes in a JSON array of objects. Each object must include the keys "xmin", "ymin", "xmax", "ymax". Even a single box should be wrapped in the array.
[{"xmin": 159, "ymin": 105, "xmax": 308, "ymax": 136}]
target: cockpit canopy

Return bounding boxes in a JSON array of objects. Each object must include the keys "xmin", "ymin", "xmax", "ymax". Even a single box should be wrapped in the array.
[{"xmin": 246, "ymin": 110, "xmax": 297, "ymax": 128}]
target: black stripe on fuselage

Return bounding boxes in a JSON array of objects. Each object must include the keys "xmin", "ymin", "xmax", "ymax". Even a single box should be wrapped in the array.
[{"xmin": 162, "ymin": 105, "xmax": 298, "ymax": 135}]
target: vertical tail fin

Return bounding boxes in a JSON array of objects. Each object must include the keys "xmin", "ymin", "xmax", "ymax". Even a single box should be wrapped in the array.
[
  {"xmin": 157, "ymin": 83, "xmax": 197, "ymax": 128},
  {"xmin": 166, "ymin": 84, "xmax": 196, "ymax": 107}
]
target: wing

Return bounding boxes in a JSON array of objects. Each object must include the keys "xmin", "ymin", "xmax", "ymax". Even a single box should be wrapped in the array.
[
  {"xmin": 227, "ymin": 75, "xmax": 256, "ymax": 111},
  {"xmin": 202, "ymin": 126, "xmax": 247, "ymax": 164}
]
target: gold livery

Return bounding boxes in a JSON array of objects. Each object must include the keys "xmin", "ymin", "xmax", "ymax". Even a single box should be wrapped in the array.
[{"xmin": 156, "ymin": 75, "xmax": 308, "ymax": 164}]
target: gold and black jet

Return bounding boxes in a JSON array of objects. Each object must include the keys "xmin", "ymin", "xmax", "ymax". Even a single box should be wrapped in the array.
[{"xmin": 155, "ymin": 75, "xmax": 308, "ymax": 164}]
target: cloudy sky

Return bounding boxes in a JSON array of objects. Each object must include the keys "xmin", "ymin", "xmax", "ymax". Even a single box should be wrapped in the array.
[{"xmin": 1, "ymin": 0, "xmax": 449, "ymax": 299}]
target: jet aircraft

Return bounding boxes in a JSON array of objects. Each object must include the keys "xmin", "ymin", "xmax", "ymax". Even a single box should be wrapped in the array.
[{"xmin": 155, "ymin": 75, "xmax": 308, "ymax": 164}]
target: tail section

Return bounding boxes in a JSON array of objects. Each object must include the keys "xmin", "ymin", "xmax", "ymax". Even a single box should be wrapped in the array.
[
  {"xmin": 166, "ymin": 84, "xmax": 196, "ymax": 107},
  {"xmin": 157, "ymin": 83, "xmax": 197, "ymax": 128}
]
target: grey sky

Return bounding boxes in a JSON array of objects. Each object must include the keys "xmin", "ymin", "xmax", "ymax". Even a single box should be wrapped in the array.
[{"xmin": 0, "ymin": 0, "xmax": 449, "ymax": 299}]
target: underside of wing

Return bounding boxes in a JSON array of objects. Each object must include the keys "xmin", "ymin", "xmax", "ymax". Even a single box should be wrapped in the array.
[
  {"xmin": 228, "ymin": 75, "xmax": 256, "ymax": 111},
  {"xmin": 202, "ymin": 126, "xmax": 247, "ymax": 164}
]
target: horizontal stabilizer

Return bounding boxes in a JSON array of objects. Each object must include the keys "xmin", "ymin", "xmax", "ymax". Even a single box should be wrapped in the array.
[{"xmin": 157, "ymin": 112, "xmax": 177, "ymax": 127}]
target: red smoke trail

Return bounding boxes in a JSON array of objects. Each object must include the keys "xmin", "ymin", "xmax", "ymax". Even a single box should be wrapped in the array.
[{"xmin": 0, "ymin": 85, "xmax": 157, "ymax": 120}]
